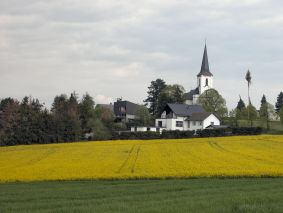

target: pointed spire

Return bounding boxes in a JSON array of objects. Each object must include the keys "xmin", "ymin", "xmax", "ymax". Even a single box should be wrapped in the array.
[{"xmin": 197, "ymin": 43, "xmax": 213, "ymax": 77}]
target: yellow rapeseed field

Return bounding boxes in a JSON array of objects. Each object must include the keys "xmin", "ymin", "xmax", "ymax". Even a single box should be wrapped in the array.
[{"xmin": 0, "ymin": 135, "xmax": 283, "ymax": 182}]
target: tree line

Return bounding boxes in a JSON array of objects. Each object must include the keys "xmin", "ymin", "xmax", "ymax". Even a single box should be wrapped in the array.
[
  {"xmin": 1, "ymin": 76, "xmax": 283, "ymax": 146},
  {"xmin": 0, "ymin": 93, "xmax": 126, "ymax": 146},
  {"xmin": 143, "ymin": 78, "xmax": 283, "ymax": 128}
]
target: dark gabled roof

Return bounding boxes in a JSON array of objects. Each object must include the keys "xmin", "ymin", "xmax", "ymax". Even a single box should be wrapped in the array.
[
  {"xmin": 114, "ymin": 100, "xmax": 140, "ymax": 116},
  {"xmin": 184, "ymin": 87, "xmax": 199, "ymax": 101},
  {"xmin": 188, "ymin": 112, "xmax": 212, "ymax": 121},
  {"xmin": 197, "ymin": 44, "xmax": 213, "ymax": 77},
  {"xmin": 166, "ymin": 103, "xmax": 205, "ymax": 117}
]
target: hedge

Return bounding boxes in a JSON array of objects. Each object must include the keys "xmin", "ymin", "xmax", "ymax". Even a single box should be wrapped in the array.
[
  {"xmin": 161, "ymin": 130, "xmax": 195, "ymax": 139},
  {"xmin": 96, "ymin": 127, "xmax": 263, "ymax": 141}
]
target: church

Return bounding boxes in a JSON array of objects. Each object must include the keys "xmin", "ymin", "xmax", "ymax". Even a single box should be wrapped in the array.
[
  {"xmin": 153, "ymin": 44, "xmax": 220, "ymax": 131},
  {"xmin": 185, "ymin": 43, "xmax": 214, "ymax": 105},
  {"xmin": 131, "ymin": 44, "xmax": 221, "ymax": 132}
]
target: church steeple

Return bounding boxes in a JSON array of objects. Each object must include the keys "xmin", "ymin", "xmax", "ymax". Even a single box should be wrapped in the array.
[{"xmin": 197, "ymin": 43, "xmax": 213, "ymax": 77}]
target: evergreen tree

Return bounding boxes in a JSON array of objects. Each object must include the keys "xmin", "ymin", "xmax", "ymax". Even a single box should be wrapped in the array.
[
  {"xmin": 51, "ymin": 93, "xmax": 82, "ymax": 142},
  {"xmin": 79, "ymin": 93, "xmax": 95, "ymax": 132},
  {"xmin": 259, "ymin": 95, "xmax": 269, "ymax": 129},
  {"xmin": 279, "ymin": 108, "xmax": 283, "ymax": 124},
  {"xmin": 275, "ymin": 92, "xmax": 283, "ymax": 113},
  {"xmin": 236, "ymin": 97, "xmax": 246, "ymax": 110},
  {"xmin": 144, "ymin": 79, "xmax": 166, "ymax": 116}
]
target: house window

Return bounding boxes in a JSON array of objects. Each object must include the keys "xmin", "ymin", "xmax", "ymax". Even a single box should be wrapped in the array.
[
  {"xmin": 211, "ymin": 122, "xmax": 214, "ymax": 126},
  {"xmin": 205, "ymin": 78, "xmax": 208, "ymax": 86},
  {"xmin": 176, "ymin": 121, "xmax": 183, "ymax": 127},
  {"xmin": 193, "ymin": 121, "xmax": 196, "ymax": 126},
  {"xmin": 158, "ymin": 121, "xmax": 162, "ymax": 127},
  {"xmin": 147, "ymin": 127, "xmax": 150, "ymax": 131},
  {"xmin": 119, "ymin": 106, "xmax": 126, "ymax": 113},
  {"xmin": 199, "ymin": 121, "xmax": 202, "ymax": 125}
]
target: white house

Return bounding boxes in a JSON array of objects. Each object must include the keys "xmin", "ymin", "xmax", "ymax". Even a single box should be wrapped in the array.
[
  {"xmin": 155, "ymin": 103, "xmax": 220, "ymax": 131},
  {"xmin": 185, "ymin": 43, "xmax": 214, "ymax": 105}
]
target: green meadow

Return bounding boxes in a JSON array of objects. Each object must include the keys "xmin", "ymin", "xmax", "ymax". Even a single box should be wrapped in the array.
[{"xmin": 1, "ymin": 178, "xmax": 283, "ymax": 213}]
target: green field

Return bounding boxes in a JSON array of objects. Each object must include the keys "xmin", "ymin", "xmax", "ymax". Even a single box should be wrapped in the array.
[{"xmin": 1, "ymin": 178, "xmax": 283, "ymax": 213}]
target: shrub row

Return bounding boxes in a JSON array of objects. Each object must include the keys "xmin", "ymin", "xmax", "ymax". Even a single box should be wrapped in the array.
[
  {"xmin": 196, "ymin": 128, "xmax": 232, "ymax": 137},
  {"xmin": 231, "ymin": 127, "xmax": 263, "ymax": 135},
  {"xmin": 108, "ymin": 127, "xmax": 263, "ymax": 140},
  {"xmin": 161, "ymin": 130, "xmax": 195, "ymax": 139}
]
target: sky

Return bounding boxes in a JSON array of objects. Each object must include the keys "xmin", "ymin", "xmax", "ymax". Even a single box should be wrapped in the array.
[{"xmin": 1, "ymin": 0, "xmax": 283, "ymax": 110}]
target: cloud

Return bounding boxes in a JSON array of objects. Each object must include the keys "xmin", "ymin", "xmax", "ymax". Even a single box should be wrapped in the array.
[
  {"xmin": 95, "ymin": 94, "xmax": 113, "ymax": 104},
  {"xmin": 0, "ymin": 0, "xmax": 283, "ymax": 110}
]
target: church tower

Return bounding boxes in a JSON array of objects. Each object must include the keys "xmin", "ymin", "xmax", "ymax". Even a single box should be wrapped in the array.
[
  {"xmin": 197, "ymin": 43, "xmax": 213, "ymax": 94},
  {"xmin": 185, "ymin": 43, "xmax": 214, "ymax": 105}
]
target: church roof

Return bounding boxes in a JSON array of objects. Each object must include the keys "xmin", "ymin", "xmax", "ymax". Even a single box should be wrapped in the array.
[
  {"xmin": 184, "ymin": 87, "xmax": 199, "ymax": 101},
  {"xmin": 197, "ymin": 44, "xmax": 213, "ymax": 77}
]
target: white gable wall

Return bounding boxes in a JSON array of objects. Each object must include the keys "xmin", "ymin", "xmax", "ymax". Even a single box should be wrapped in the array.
[{"xmin": 202, "ymin": 114, "xmax": 220, "ymax": 128}]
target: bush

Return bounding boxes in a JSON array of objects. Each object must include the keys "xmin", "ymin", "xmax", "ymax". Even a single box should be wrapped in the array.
[
  {"xmin": 110, "ymin": 127, "xmax": 262, "ymax": 141},
  {"xmin": 118, "ymin": 132, "xmax": 161, "ymax": 140},
  {"xmin": 196, "ymin": 128, "xmax": 232, "ymax": 137},
  {"xmin": 161, "ymin": 130, "xmax": 195, "ymax": 139},
  {"xmin": 231, "ymin": 127, "xmax": 263, "ymax": 135}
]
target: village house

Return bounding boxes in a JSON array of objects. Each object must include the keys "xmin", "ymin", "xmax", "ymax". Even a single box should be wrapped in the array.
[{"xmin": 155, "ymin": 103, "xmax": 219, "ymax": 131}]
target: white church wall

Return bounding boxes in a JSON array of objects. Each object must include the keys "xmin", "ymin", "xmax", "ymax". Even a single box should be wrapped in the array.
[{"xmin": 198, "ymin": 76, "xmax": 213, "ymax": 94}]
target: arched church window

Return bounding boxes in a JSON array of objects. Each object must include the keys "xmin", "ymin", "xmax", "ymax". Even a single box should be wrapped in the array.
[{"xmin": 205, "ymin": 78, "xmax": 208, "ymax": 86}]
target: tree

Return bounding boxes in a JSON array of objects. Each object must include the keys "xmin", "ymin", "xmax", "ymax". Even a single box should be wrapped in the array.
[
  {"xmin": 236, "ymin": 96, "xmax": 246, "ymax": 110},
  {"xmin": 279, "ymin": 108, "xmax": 283, "ymax": 124},
  {"xmin": 79, "ymin": 93, "xmax": 95, "ymax": 132},
  {"xmin": 87, "ymin": 118, "xmax": 111, "ymax": 140},
  {"xmin": 172, "ymin": 84, "xmax": 186, "ymax": 103},
  {"xmin": 156, "ymin": 84, "xmax": 186, "ymax": 116},
  {"xmin": 0, "ymin": 98, "xmax": 20, "ymax": 145},
  {"xmin": 245, "ymin": 70, "xmax": 252, "ymax": 104},
  {"xmin": 144, "ymin": 79, "xmax": 166, "ymax": 116},
  {"xmin": 259, "ymin": 95, "xmax": 269, "ymax": 129},
  {"xmin": 246, "ymin": 104, "xmax": 258, "ymax": 127},
  {"xmin": 94, "ymin": 105, "xmax": 115, "ymax": 124},
  {"xmin": 51, "ymin": 93, "xmax": 81, "ymax": 142},
  {"xmin": 275, "ymin": 92, "xmax": 283, "ymax": 113},
  {"xmin": 245, "ymin": 70, "xmax": 252, "ymax": 120},
  {"xmin": 135, "ymin": 106, "xmax": 152, "ymax": 126},
  {"xmin": 235, "ymin": 97, "xmax": 247, "ymax": 126},
  {"xmin": 198, "ymin": 89, "xmax": 228, "ymax": 119}
]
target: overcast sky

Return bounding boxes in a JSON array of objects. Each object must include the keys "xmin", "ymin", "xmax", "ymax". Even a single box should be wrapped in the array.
[{"xmin": 1, "ymin": 0, "xmax": 283, "ymax": 110}]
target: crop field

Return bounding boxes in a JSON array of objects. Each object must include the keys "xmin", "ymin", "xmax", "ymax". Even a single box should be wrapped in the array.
[
  {"xmin": 1, "ymin": 178, "xmax": 283, "ymax": 213},
  {"xmin": 0, "ymin": 135, "xmax": 283, "ymax": 182}
]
